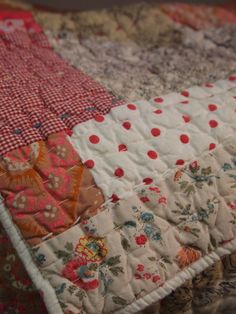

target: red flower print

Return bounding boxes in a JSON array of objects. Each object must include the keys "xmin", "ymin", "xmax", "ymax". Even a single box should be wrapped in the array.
[
  {"xmin": 227, "ymin": 202, "xmax": 236, "ymax": 210},
  {"xmin": 136, "ymin": 264, "xmax": 144, "ymax": 272},
  {"xmin": 135, "ymin": 273, "xmax": 142, "ymax": 279},
  {"xmin": 158, "ymin": 196, "xmax": 167, "ymax": 204},
  {"xmin": 135, "ymin": 234, "xmax": 147, "ymax": 245},
  {"xmin": 184, "ymin": 226, "xmax": 191, "ymax": 232},
  {"xmin": 62, "ymin": 257, "xmax": 99, "ymax": 290},
  {"xmin": 143, "ymin": 273, "xmax": 151, "ymax": 280},
  {"xmin": 140, "ymin": 196, "xmax": 150, "ymax": 203},
  {"xmin": 152, "ymin": 275, "xmax": 161, "ymax": 283},
  {"xmin": 189, "ymin": 161, "xmax": 199, "ymax": 172},
  {"xmin": 149, "ymin": 187, "xmax": 160, "ymax": 193}
]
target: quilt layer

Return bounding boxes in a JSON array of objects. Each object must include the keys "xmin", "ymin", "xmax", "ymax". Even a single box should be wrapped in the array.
[{"xmin": 0, "ymin": 7, "xmax": 236, "ymax": 314}]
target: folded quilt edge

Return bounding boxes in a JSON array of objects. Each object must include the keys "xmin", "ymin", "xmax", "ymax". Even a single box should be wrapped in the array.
[{"xmin": 115, "ymin": 236, "xmax": 236, "ymax": 314}]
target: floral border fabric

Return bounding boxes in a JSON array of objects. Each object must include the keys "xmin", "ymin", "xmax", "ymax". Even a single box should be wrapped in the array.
[
  {"xmin": 0, "ymin": 224, "xmax": 48, "ymax": 314},
  {"xmin": 32, "ymin": 135, "xmax": 236, "ymax": 313}
]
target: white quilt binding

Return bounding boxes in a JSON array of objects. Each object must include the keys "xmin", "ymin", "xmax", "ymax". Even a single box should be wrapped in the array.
[{"xmin": 0, "ymin": 196, "xmax": 63, "ymax": 314}]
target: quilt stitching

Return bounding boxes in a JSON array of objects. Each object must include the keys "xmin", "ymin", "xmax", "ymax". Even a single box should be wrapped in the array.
[
  {"xmin": 29, "ymin": 135, "xmax": 236, "ymax": 313},
  {"xmin": 0, "ymin": 12, "xmax": 124, "ymax": 156},
  {"xmin": 70, "ymin": 76, "xmax": 236, "ymax": 199}
]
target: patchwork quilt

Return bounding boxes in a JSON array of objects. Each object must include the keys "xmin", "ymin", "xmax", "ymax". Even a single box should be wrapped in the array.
[{"xmin": 1, "ymin": 7, "xmax": 236, "ymax": 314}]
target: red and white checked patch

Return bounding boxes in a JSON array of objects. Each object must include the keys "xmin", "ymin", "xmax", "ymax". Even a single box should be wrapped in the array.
[{"xmin": 0, "ymin": 27, "xmax": 124, "ymax": 155}]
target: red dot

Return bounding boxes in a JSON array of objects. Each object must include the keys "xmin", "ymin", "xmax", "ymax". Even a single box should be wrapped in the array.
[
  {"xmin": 143, "ymin": 178, "xmax": 153, "ymax": 185},
  {"xmin": 89, "ymin": 135, "xmax": 100, "ymax": 144},
  {"xmin": 127, "ymin": 104, "xmax": 136, "ymax": 110},
  {"xmin": 65, "ymin": 129, "xmax": 73, "ymax": 136},
  {"xmin": 182, "ymin": 115, "xmax": 190, "ymax": 123},
  {"xmin": 208, "ymin": 104, "xmax": 217, "ymax": 111},
  {"xmin": 181, "ymin": 100, "xmax": 189, "ymax": 104},
  {"xmin": 205, "ymin": 83, "xmax": 214, "ymax": 88},
  {"xmin": 176, "ymin": 159, "xmax": 185, "ymax": 166},
  {"xmin": 118, "ymin": 144, "xmax": 127, "ymax": 152},
  {"xmin": 209, "ymin": 143, "xmax": 216, "ymax": 150},
  {"xmin": 94, "ymin": 115, "xmax": 104, "ymax": 122},
  {"xmin": 114, "ymin": 168, "xmax": 124, "ymax": 177},
  {"xmin": 154, "ymin": 97, "xmax": 163, "ymax": 103},
  {"xmin": 147, "ymin": 150, "xmax": 158, "ymax": 159},
  {"xmin": 180, "ymin": 134, "xmax": 189, "ymax": 144},
  {"xmin": 111, "ymin": 194, "xmax": 120, "ymax": 203},
  {"xmin": 181, "ymin": 91, "xmax": 189, "ymax": 97},
  {"xmin": 122, "ymin": 122, "xmax": 131, "ymax": 130},
  {"xmin": 209, "ymin": 120, "xmax": 218, "ymax": 128},
  {"xmin": 85, "ymin": 160, "xmax": 95, "ymax": 168},
  {"xmin": 151, "ymin": 128, "xmax": 161, "ymax": 137},
  {"xmin": 154, "ymin": 109, "xmax": 163, "ymax": 114},
  {"xmin": 229, "ymin": 76, "xmax": 236, "ymax": 81}
]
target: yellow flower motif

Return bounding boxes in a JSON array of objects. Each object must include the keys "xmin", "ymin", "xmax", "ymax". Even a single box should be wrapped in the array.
[{"xmin": 75, "ymin": 236, "xmax": 108, "ymax": 262}]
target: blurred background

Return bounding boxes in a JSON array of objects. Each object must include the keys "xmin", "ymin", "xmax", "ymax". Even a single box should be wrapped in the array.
[{"xmin": 16, "ymin": 0, "xmax": 233, "ymax": 11}]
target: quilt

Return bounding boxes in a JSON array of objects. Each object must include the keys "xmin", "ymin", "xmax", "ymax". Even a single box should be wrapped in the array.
[
  {"xmin": 34, "ymin": 3, "xmax": 236, "ymax": 101},
  {"xmin": 0, "ymin": 4, "xmax": 236, "ymax": 314}
]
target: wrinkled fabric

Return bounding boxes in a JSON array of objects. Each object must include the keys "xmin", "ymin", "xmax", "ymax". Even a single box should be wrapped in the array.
[{"xmin": 32, "ymin": 135, "xmax": 236, "ymax": 313}]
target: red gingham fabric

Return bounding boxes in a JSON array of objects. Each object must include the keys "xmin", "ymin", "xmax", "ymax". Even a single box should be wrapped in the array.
[{"xmin": 0, "ymin": 13, "xmax": 124, "ymax": 155}]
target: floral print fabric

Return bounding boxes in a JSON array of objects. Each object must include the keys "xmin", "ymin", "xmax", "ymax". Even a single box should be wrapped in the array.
[
  {"xmin": 34, "ymin": 3, "xmax": 236, "ymax": 101},
  {"xmin": 32, "ymin": 135, "xmax": 236, "ymax": 313},
  {"xmin": 0, "ymin": 224, "xmax": 47, "ymax": 314},
  {"xmin": 0, "ymin": 131, "xmax": 104, "ymax": 245}
]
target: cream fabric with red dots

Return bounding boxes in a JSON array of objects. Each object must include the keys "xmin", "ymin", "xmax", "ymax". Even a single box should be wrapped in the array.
[{"xmin": 70, "ymin": 76, "xmax": 236, "ymax": 199}]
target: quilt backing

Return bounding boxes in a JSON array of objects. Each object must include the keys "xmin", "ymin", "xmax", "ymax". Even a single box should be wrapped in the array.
[{"xmin": 0, "ymin": 3, "xmax": 236, "ymax": 314}]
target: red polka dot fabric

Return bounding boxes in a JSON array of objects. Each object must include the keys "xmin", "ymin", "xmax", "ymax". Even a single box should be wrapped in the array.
[
  {"xmin": 70, "ymin": 77, "xmax": 236, "ymax": 198},
  {"xmin": 0, "ymin": 13, "xmax": 124, "ymax": 156}
]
